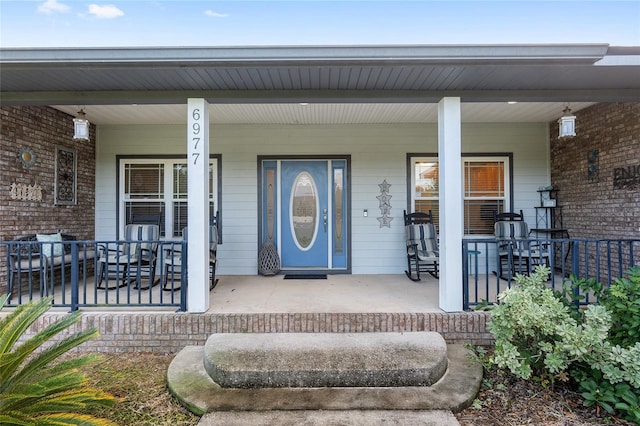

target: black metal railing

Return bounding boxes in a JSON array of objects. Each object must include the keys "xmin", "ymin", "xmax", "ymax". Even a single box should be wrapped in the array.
[
  {"xmin": 1, "ymin": 239, "xmax": 187, "ymax": 311},
  {"xmin": 4, "ymin": 237, "xmax": 638, "ymax": 313},
  {"xmin": 463, "ymin": 238, "xmax": 640, "ymax": 311}
]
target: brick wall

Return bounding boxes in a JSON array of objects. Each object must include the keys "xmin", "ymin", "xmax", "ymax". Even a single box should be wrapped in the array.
[
  {"xmin": 550, "ymin": 103, "xmax": 640, "ymax": 276},
  {"xmin": 0, "ymin": 106, "xmax": 96, "ymax": 291},
  {"xmin": 550, "ymin": 102, "xmax": 639, "ymax": 240},
  {"xmin": 19, "ymin": 311, "xmax": 494, "ymax": 354}
]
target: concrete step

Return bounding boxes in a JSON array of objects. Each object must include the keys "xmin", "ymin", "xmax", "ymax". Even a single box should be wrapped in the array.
[
  {"xmin": 204, "ymin": 332, "xmax": 448, "ymax": 388},
  {"xmin": 167, "ymin": 334, "xmax": 482, "ymax": 415},
  {"xmin": 198, "ymin": 410, "xmax": 460, "ymax": 426}
]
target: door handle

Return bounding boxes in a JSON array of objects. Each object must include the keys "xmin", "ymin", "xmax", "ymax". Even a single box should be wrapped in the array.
[{"xmin": 323, "ymin": 208, "xmax": 328, "ymax": 232}]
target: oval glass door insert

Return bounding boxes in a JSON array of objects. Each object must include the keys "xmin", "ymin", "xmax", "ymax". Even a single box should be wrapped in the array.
[{"xmin": 290, "ymin": 172, "xmax": 318, "ymax": 250}]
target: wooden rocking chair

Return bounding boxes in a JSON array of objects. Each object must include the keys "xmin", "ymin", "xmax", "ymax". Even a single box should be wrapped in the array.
[{"xmin": 404, "ymin": 210, "xmax": 439, "ymax": 281}]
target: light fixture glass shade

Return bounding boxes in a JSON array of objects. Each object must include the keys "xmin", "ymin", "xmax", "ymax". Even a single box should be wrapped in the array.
[
  {"xmin": 558, "ymin": 106, "xmax": 576, "ymax": 138},
  {"xmin": 73, "ymin": 109, "xmax": 90, "ymax": 140}
]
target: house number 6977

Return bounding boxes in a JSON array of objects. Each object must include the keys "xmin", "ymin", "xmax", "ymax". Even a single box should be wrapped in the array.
[{"xmin": 192, "ymin": 108, "xmax": 201, "ymax": 165}]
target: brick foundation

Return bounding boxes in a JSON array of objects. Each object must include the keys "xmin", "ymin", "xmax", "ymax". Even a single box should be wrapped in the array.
[{"xmin": 22, "ymin": 311, "xmax": 494, "ymax": 354}]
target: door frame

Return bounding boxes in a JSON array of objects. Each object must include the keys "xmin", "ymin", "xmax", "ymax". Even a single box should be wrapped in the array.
[{"xmin": 257, "ymin": 155, "xmax": 352, "ymax": 274}]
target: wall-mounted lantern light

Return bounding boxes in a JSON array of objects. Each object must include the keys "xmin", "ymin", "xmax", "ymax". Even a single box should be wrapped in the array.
[
  {"xmin": 73, "ymin": 109, "xmax": 90, "ymax": 140},
  {"xmin": 558, "ymin": 105, "xmax": 576, "ymax": 138}
]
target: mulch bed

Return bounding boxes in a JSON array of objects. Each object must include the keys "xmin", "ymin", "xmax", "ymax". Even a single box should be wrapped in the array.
[{"xmin": 455, "ymin": 365, "xmax": 636, "ymax": 425}]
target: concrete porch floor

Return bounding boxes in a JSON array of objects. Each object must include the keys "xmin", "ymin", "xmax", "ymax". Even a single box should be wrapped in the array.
[
  {"xmin": 209, "ymin": 274, "xmax": 442, "ymax": 314},
  {"xmin": 18, "ymin": 269, "xmax": 560, "ymax": 314},
  {"xmin": 15, "ymin": 272, "xmax": 443, "ymax": 313}
]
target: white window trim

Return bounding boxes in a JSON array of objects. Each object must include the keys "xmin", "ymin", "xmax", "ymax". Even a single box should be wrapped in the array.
[
  {"xmin": 411, "ymin": 156, "xmax": 439, "ymax": 207},
  {"xmin": 410, "ymin": 155, "xmax": 511, "ymax": 236},
  {"xmin": 119, "ymin": 157, "xmax": 218, "ymax": 239}
]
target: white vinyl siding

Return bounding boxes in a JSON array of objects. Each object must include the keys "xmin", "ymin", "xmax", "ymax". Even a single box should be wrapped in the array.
[{"xmin": 96, "ymin": 122, "xmax": 550, "ymax": 275}]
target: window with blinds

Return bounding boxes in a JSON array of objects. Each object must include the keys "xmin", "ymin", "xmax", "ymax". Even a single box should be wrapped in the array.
[
  {"xmin": 123, "ymin": 163, "xmax": 166, "ymax": 235},
  {"xmin": 120, "ymin": 158, "xmax": 218, "ymax": 238},
  {"xmin": 411, "ymin": 156, "xmax": 510, "ymax": 235},
  {"xmin": 413, "ymin": 160, "xmax": 441, "ymax": 228},
  {"xmin": 171, "ymin": 163, "xmax": 218, "ymax": 237}
]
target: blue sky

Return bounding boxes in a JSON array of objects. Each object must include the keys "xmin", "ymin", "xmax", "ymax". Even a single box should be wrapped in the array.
[{"xmin": 1, "ymin": 1, "xmax": 639, "ymax": 48}]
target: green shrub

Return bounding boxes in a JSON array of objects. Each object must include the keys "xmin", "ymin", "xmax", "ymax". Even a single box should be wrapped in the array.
[
  {"xmin": 600, "ymin": 266, "xmax": 640, "ymax": 348},
  {"xmin": 553, "ymin": 274, "xmax": 604, "ymax": 321},
  {"xmin": 579, "ymin": 369, "xmax": 619, "ymax": 415},
  {"xmin": 586, "ymin": 267, "xmax": 640, "ymax": 423},
  {"xmin": 0, "ymin": 294, "xmax": 118, "ymax": 425},
  {"xmin": 488, "ymin": 266, "xmax": 610, "ymax": 381},
  {"xmin": 487, "ymin": 266, "xmax": 640, "ymax": 423},
  {"xmin": 578, "ymin": 368, "xmax": 640, "ymax": 423},
  {"xmin": 556, "ymin": 267, "xmax": 640, "ymax": 348}
]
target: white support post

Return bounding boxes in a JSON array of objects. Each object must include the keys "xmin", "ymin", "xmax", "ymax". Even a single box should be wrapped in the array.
[
  {"xmin": 187, "ymin": 98, "xmax": 210, "ymax": 313},
  {"xmin": 438, "ymin": 97, "xmax": 463, "ymax": 312}
]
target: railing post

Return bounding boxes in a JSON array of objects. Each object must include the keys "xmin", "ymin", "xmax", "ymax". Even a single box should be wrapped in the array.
[
  {"xmin": 571, "ymin": 240, "xmax": 580, "ymax": 279},
  {"xmin": 180, "ymin": 239, "xmax": 188, "ymax": 312},
  {"xmin": 70, "ymin": 242, "xmax": 79, "ymax": 312},
  {"xmin": 5, "ymin": 243, "xmax": 13, "ymax": 303},
  {"xmin": 462, "ymin": 240, "xmax": 469, "ymax": 311}
]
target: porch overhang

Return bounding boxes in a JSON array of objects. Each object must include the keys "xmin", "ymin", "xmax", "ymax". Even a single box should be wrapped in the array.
[
  {"xmin": 2, "ymin": 44, "xmax": 639, "ymax": 314},
  {"xmin": 2, "ymin": 44, "xmax": 639, "ymax": 108}
]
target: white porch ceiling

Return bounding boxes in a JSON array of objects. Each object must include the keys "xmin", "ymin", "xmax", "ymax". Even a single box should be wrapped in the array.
[{"xmin": 51, "ymin": 102, "xmax": 596, "ymax": 125}]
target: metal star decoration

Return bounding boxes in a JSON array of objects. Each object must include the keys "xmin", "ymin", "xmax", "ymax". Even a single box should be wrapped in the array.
[
  {"xmin": 379, "ymin": 204, "xmax": 392, "ymax": 215},
  {"xmin": 376, "ymin": 179, "xmax": 393, "ymax": 228},
  {"xmin": 378, "ymin": 179, "xmax": 391, "ymax": 193},
  {"xmin": 377, "ymin": 215, "xmax": 393, "ymax": 228},
  {"xmin": 376, "ymin": 193, "xmax": 392, "ymax": 205}
]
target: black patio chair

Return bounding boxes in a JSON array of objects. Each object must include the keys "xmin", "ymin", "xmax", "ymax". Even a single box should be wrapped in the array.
[
  {"xmin": 97, "ymin": 223, "xmax": 160, "ymax": 290},
  {"xmin": 163, "ymin": 212, "xmax": 219, "ymax": 291},
  {"xmin": 494, "ymin": 210, "xmax": 549, "ymax": 279},
  {"xmin": 404, "ymin": 210, "xmax": 439, "ymax": 281},
  {"xmin": 403, "ymin": 209, "xmax": 434, "ymax": 225}
]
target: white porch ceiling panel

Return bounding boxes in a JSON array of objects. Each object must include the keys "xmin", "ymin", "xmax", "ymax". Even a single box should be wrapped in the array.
[{"xmin": 50, "ymin": 102, "xmax": 597, "ymax": 125}]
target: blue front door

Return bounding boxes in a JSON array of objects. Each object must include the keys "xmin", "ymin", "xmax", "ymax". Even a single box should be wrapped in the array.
[{"xmin": 281, "ymin": 161, "xmax": 329, "ymax": 268}]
